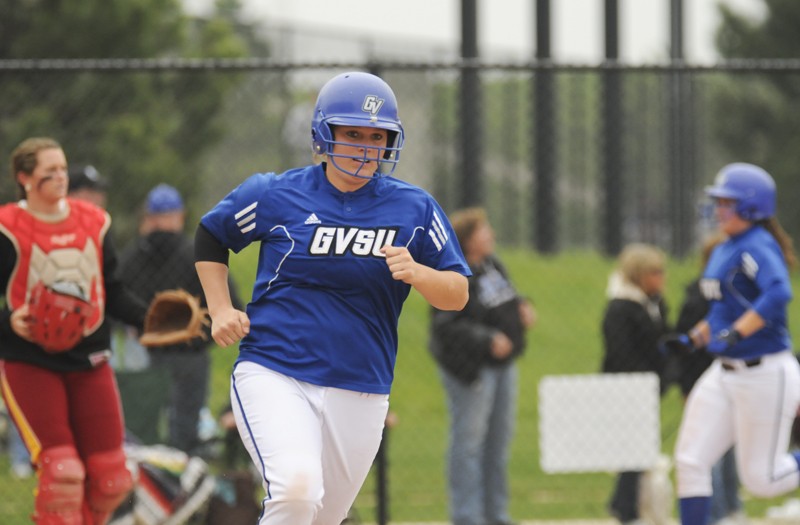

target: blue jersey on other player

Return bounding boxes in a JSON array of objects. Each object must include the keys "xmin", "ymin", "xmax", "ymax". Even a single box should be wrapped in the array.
[
  {"xmin": 200, "ymin": 164, "xmax": 470, "ymax": 394},
  {"xmin": 701, "ymin": 224, "xmax": 792, "ymax": 360}
]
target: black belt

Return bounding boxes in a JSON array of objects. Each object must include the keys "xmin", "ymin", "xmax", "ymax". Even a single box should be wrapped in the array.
[{"xmin": 721, "ymin": 357, "xmax": 762, "ymax": 371}]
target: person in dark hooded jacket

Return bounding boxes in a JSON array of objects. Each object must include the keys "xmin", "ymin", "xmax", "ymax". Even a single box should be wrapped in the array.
[
  {"xmin": 429, "ymin": 207, "xmax": 536, "ymax": 525},
  {"xmin": 118, "ymin": 184, "xmax": 239, "ymax": 454}
]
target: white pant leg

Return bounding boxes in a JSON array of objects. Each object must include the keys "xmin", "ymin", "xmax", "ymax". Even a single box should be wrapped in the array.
[
  {"xmin": 732, "ymin": 351, "xmax": 800, "ymax": 497},
  {"xmin": 231, "ymin": 362, "xmax": 325, "ymax": 525},
  {"xmin": 675, "ymin": 362, "xmax": 736, "ymax": 497},
  {"xmin": 315, "ymin": 388, "xmax": 389, "ymax": 525},
  {"xmin": 230, "ymin": 361, "xmax": 389, "ymax": 525}
]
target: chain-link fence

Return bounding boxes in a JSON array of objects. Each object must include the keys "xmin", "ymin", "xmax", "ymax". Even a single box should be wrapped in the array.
[
  {"xmin": 3, "ymin": 59, "xmax": 800, "ymax": 250},
  {"xmin": 2, "ymin": 59, "xmax": 800, "ymax": 524}
]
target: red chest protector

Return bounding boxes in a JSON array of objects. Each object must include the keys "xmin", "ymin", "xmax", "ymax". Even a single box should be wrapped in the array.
[{"xmin": 0, "ymin": 200, "xmax": 110, "ymax": 344}]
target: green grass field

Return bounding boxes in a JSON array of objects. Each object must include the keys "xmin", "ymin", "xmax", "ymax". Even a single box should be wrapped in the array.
[
  {"xmin": 223, "ymin": 249, "xmax": 800, "ymax": 521},
  {"xmin": 1, "ymin": 246, "xmax": 798, "ymax": 523},
  {"xmin": 225, "ymin": 246, "xmax": 800, "ymax": 522}
]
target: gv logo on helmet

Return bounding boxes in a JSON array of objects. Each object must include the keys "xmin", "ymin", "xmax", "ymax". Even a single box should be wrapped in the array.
[{"xmin": 362, "ymin": 95, "xmax": 385, "ymax": 116}]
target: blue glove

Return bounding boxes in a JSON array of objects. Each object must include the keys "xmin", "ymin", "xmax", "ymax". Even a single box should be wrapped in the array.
[
  {"xmin": 658, "ymin": 333, "xmax": 694, "ymax": 355},
  {"xmin": 707, "ymin": 328, "xmax": 742, "ymax": 354}
]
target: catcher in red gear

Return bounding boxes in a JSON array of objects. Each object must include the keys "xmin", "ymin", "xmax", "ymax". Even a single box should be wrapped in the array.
[{"xmin": 0, "ymin": 137, "xmax": 148, "ymax": 525}]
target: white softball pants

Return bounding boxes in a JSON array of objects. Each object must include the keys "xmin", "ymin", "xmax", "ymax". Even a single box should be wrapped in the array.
[
  {"xmin": 231, "ymin": 361, "xmax": 389, "ymax": 525},
  {"xmin": 675, "ymin": 350, "xmax": 800, "ymax": 498}
]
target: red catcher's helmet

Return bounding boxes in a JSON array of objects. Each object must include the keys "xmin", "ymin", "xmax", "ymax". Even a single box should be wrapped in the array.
[{"xmin": 28, "ymin": 281, "xmax": 95, "ymax": 353}]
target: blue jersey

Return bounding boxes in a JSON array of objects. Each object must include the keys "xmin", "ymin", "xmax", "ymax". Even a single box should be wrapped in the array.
[
  {"xmin": 700, "ymin": 225, "xmax": 792, "ymax": 359},
  {"xmin": 201, "ymin": 165, "xmax": 470, "ymax": 394}
]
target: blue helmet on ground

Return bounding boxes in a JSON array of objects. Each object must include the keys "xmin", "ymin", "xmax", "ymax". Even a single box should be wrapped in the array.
[
  {"xmin": 705, "ymin": 163, "xmax": 776, "ymax": 221},
  {"xmin": 311, "ymin": 71, "xmax": 405, "ymax": 178}
]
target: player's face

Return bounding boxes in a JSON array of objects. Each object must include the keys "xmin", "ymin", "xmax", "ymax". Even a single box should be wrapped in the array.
[
  {"xmin": 327, "ymin": 125, "xmax": 388, "ymax": 187},
  {"xmin": 19, "ymin": 148, "xmax": 69, "ymax": 205},
  {"xmin": 714, "ymin": 198, "xmax": 751, "ymax": 236},
  {"xmin": 465, "ymin": 221, "xmax": 495, "ymax": 262}
]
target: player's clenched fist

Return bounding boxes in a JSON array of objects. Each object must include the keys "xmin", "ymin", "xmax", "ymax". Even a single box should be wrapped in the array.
[
  {"xmin": 381, "ymin": 244, "xmax": 420, "ymax": 284},
  {"xmin": 209, "ymin": 306, "xmax": 250, "ymax": 348}
]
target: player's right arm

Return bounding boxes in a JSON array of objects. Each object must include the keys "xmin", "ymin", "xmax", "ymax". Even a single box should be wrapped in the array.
[
  {"xmin": 194, "ymin": 174, "xmax": 274, "ymax": 347},
  {"xmin": 195, "ymin": 225, "xmax": 250, "ymax": 347}
]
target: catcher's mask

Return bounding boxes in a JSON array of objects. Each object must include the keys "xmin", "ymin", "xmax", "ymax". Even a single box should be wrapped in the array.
[{"xmin": 28, "ymin": 280, "xmax": 95, "ymax": 353}]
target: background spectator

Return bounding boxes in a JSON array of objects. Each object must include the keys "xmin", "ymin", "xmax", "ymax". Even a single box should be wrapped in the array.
[
  {"xmin": 117, "ymin": 183, "xmax": 237, "ymax": 454},
  {"xmin": 601, "ymin": 243, "xmax": 670, "ymax": 525},
  {"xmin": 429, "ymin": 207, "xmax": 536, "ymax": 525},
  {"xmin": 67, "ymin": 164, "xmax": 108, "ymax": 208}
]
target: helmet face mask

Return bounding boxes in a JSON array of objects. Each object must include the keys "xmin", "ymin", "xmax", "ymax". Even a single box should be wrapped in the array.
[
  {"xmin": 312, "ymin": 72, "xmax": 405, "ymax": 179},
  {"xmin": 705, "ymin": 163, "xmax": 776, "ymax": 222}
]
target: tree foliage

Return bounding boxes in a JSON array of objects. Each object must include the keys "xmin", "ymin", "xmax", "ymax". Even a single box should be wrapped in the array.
[
  {"xmin": 0, "ymin": 0, "xmax": 256, "ymax": 240},
  {"xmin": 713, "ymin": 0, "xmax": 800, "ymax": 237}
]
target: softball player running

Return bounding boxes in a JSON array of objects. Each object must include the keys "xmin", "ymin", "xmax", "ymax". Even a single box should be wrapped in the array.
[
  {"xmin": 194, "ymin": 71, "xmax": 470, "ymax": 525},
  {"xmin": 673, "ymin": 163, "xmax": 800, "ymax": 525}
]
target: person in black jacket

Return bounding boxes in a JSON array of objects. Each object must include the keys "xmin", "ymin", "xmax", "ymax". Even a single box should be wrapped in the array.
[
  {"xmin": 601, "ymin": 242, "xmax": 670, "ymax": 525},
  {"xmin": 118, "ymin": 184, "xmax": 240, "ymax": 454},
  {"xmin": 672, "ymin": 234, "xmax": 725, "ymax": 398},
  {"xmin": 429, "ymin": 207, "xmax": 536, "ymax": 525}
]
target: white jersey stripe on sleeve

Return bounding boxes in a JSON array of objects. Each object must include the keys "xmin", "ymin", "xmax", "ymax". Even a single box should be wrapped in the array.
[
  {"xmin": 235, "ymin": 202, "xmax": 258, "ymax": 220},
  {"xmin": 237, "ymin": 213, "xmax": 256, "ymax": 228},
  {"xmin": 235, "ymin": 202, "xmax": 258, "ymax": 234},
  {"xmin": 428, "ymin": 229, "xmax": 444, "ymax": 252},
  {"xmin": 432, "ymin": 210, "xmax": 448, "ymax": 241},
  {"xmin": 430, "ymin": 212, "xmax": 448, "ymax": 247}
]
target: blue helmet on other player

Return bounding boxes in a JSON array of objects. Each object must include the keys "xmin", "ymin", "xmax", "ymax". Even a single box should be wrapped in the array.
[
  {"xmin": 311, "ymin": 72, "xmax": 405, "ymax": 178},
  {"xmin": 705, "ymin": 162, "xmax": 776, "ymax": 221}
]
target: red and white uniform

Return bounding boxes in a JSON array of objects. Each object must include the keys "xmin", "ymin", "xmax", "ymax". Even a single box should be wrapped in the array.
[{"xmin": 0, "ymin": 198, "xmax": 146, "ymax": 525}]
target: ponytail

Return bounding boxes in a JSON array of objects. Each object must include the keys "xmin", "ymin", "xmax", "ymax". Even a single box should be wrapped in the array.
[{"xmin": 759, "ymin": 217, "xmax": 796, "ymax": 271}]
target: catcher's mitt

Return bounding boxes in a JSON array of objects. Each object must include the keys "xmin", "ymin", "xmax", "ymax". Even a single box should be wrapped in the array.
[{"xmin": 139, "ymin": 289, "xmax": 210, "ymax": 347}]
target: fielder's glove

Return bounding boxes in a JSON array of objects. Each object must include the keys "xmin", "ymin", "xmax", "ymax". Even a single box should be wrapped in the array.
[
  {"xmin": 706, "ymin": 328, "xmax": 742, "ymax": 354},
  {"xmin": 139, "ymin": 289, "xmax": 210, "ymax": 347},
  {"xmin": 657, "ymin": 333, "xmax": 694, "ymax": 355}
]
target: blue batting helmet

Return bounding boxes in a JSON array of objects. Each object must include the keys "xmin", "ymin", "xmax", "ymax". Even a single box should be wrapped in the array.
[
  {"xmin": 311, "ymin": 72, "xmax": 405, "ymax": 178},
  {"xmin": 705, "ymin": 163, "xmax": 776, "ymax": 221}
]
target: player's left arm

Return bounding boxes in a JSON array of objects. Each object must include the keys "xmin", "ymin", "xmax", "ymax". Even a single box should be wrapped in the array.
[
  {"xmin": 715, "ymin": 246, "xmax": 791, "ymax": 345},
  {"xmin": 381, "ymin": 244, "xmax": 468, "ymax": 311},
  {"xmin": 737, "ymin": 246, "xmax": 792, "ymax": 336}
]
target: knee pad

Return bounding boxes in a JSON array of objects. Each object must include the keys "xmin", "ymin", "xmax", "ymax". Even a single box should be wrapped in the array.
[
  {"xmin": 85, "ymin": 448, "xmax": 134, "ymax": 514},
  {"xmin": 34, "ymin": 445, "xmax": 85, "ymax": 525}
]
